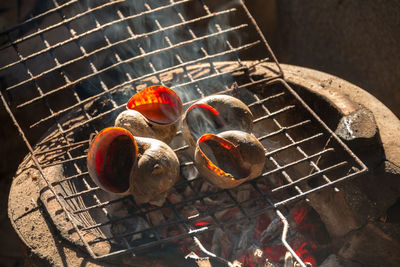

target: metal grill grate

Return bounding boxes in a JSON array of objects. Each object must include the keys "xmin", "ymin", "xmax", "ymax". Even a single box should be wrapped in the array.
[{"xmin": 0, "ymin": 0, "xmax": 366, "ymax": 263}]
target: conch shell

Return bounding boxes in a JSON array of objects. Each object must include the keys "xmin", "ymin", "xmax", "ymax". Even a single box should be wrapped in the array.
[
  {"xmin": 182, "ymin": 95, "xmax": 253, "ymax": 149},
  {"xmin": 115, "ymin": 85, "xmax": 183, "ymax": 144},
  {"xmin": 194, "ymin": 130, "xmax": 265, "ymax": 189},
  {"xmin": 87, "ymin": 127, "xmax": 180, "ymax": 204}
]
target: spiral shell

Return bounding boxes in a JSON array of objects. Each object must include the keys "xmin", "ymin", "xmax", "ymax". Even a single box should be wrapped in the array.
[
  {"xmin": 115, "ymin": 85, "xmax": 183, "ymax": 144},
  {"xmin": 87, "ymin": 127, "xmax": 180, "ymax": 204}
]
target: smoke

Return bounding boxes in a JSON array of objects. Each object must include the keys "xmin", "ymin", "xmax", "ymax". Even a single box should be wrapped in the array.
[
  {"xmin": 1, "ymin": 0, "xmax": 250, "ymax": 142},
  {"xmin": 186, "ymin": 103, "xmax": 225, "ymax": 141},
  {"xmin": 79, "ymin": 0, "xmax": 243, "ymax": 105}
]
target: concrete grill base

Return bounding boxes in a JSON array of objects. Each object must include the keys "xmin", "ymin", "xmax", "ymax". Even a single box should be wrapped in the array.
[{"xmin": 8, "ymin": 62, "xmax": 400, "ymax": 266}]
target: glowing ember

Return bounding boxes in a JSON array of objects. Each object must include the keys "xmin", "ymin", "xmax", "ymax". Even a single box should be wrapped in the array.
[
  {"xmin": 137, "ymin": 193, "xmax": 325, "ymax": 266},
  {"xmin": 117, "ymin": 171, "xmax": 326, "ymax": 267},
  {"xmin": 294, "ymin": 242, "xmax": 317, "ymax": 266},
  {"xmin": 127, "ymin": 85, "xmax": 182, "ymax": 125},
  {"xmin": 254, "ymin": 212, "xmax": 272, "ymax": 241},
  {"xmin": 292, "ymin": 205, "xmax": 330, "ymax": 246},
  {"xmin": 264, "ymin": 245, "xmax": 287, "ymax": 262},
  {"xmin": 194, "ymin": 221, "xmax": 212, "ymax": 227},
  {"xmin": 292, "ymin": 206, "xmax": 308, "ymax": 225}
]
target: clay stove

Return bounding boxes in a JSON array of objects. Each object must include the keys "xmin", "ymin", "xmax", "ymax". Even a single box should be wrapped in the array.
[{"xmin": 2, "ymin": 0, "xmax": 400, "ymax": 266}]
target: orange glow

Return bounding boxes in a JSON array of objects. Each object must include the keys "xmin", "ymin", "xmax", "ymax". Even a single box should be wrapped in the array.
[
  {"xmin": 264, "ymin": 245, "xmax": 287, "ymax": 262},
  {"xmin": 187, "ymin": 103, "xmax": 220, "ymax": 116},
  {"xmin": 194, "ymin": 221, "xmax": 212, "ymax": 227},
  {"xmin": 295, "ymin": 242, "xmax": 317, "ymax": 267},
  {"xmin": 198, "ymin": 134, "xmax": 236, "ymax": 179},
  {"xmin": 127, "ymin": 85, "xmax": 183, "ymax": 125},
  {"xmin": 292, "ymin": 206, "xmax": 308, "ymax": 225}
]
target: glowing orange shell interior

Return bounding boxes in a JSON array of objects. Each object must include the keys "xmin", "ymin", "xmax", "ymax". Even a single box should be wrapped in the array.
[
  {"xmin": 186, "ymin": 103, "xmax": 219, "ymax": 116},
  {"xmin": 87, "ymin": 127, "xmax": 138, "ymax": 193},
  {"xmin": 198, "ymin": 134, "xmax": 251, "ymax": 180},
  {"xmin": 127, "ymin": 85, "xmax": 183, "ymax": 125}
]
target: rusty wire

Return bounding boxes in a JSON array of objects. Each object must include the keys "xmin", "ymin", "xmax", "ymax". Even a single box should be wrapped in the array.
[{"xmin": 0, "ymin": 0, "xmax": 366, "ymax": 263}]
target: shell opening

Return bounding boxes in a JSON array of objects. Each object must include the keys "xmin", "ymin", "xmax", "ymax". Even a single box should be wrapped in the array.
[
  {"xmin": 186, "ymin": 104, "xmax": 227, "ymax": 142},
  {"xmin": 88, "ymin": 127, "xmax": 137, "ymax": 194},
  {"xmin": 198, "ymin": 134, "xmax": 250, "ymax": 180},
  {"xmin": 127, "ymin": 85, "xmax": 183, "ymax": 125}
]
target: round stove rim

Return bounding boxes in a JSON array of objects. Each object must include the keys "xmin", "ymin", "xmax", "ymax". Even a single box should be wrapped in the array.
[{"xmin": 8, "ymin": 62, "xmax": 395, "ymax": 266}]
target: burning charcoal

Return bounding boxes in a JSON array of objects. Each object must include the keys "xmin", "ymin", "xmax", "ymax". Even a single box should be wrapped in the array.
[
  {"xmin": 231, "ymin": 260, "xmax": 243, "ymax": 267},
  {"xmin": 236, "ymin": 222, "xmax": 257, "ymax": 251},
  {"xmin": 284, "ymin": 252, "xmax": 297, "ymax": 267},
  {"xmin": 181, "ymin": 206, "xmax": 200, "ymax": 219},
  {"xmin": 87, "ymin": 127, "xmax": 180, "ymax": 205},
  {"xmin": 260, "ymin": 217, "xmax": 284, "ymax": 244},
  {"xmin": 213, "ymin": 208, "xmax": 236, "ymax": 222},
  {"xmin": 115, "ymin": 85, "xmax": 183, "ymax": 144},
  {"xmin": 110, "ymin": 216, "xmax": 149, "ymax": 244},
  {"xmin": 264, "ymin": 260, "xmax": 276, "ymax": 267},
  {"xmin": 236, "ymin": 185, "xmax": 252, "ymax": 203},
  {"xmin": 130, "ymin": 217, "xmax": 153, "ymax": 242},
  {"xmin": 284, "ymin": 251, "xmax": 312, "ymax": 267},
  {"xmin": 239, "ymin": 244, "xmax": 273, "ymax": 267},
  {"xmin": 194, "ymin": 130, "xmax": 265, "ymax": 189},
  {"xmin": 110, "ymin": 220, "xmax": 129, "ymax": 242},
  {"xmin": 182, "ymin": 95, "xmax": 254, "ymax": 150},
  {"xmin": 211, "ymin": 228, "xmax": 233, "ymax": 260}
]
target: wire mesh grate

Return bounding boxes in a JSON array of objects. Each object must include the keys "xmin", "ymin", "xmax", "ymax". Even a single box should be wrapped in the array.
[{"xmin": 0, "ymin": 0, "xmax": 366, "ymax": 262}]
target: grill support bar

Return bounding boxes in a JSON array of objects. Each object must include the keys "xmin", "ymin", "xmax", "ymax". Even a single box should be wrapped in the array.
[{"xmin": 277, "ymin": 210, "xmax": 307, "ymax": 267}]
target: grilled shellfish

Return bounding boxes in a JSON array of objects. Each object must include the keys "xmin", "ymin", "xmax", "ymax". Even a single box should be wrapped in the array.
[
  {"xmin": 194, "ymin": 130, "xmax": 265, "ymax": 189},
  {"xmin": 182, "ymin": 95, "xmax": 253, "ymax": 149},
  {"xmin": 87, "ymin": 127, "xmax": 179, "ymax": 204},
  {"xmin": 115, "ymin": 85, "xmax": 183, "ymax": 144}
]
